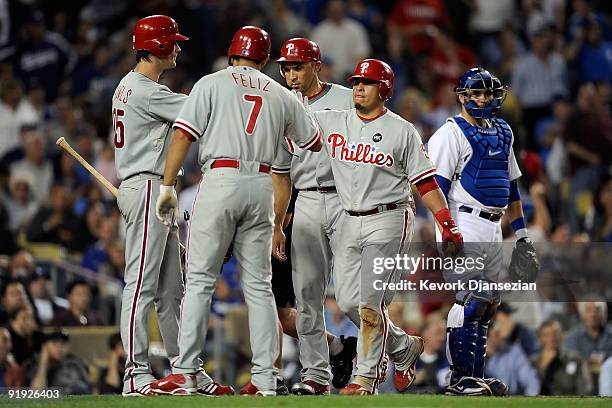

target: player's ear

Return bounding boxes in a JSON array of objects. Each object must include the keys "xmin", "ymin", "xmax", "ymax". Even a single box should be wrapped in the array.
[{"xmin": 314, "ymin": 61, "xmax": 321, "ymax": 73}]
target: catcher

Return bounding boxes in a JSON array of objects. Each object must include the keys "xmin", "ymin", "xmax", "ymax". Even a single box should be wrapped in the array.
[{"xmin": 427, "ymin": 67, "xmax": 539, "ymax": 396}]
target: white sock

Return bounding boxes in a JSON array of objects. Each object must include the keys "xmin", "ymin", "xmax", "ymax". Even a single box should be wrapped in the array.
[{"xmin": 329, "ymin": 336, "xmax": 344, "ymax": 356}]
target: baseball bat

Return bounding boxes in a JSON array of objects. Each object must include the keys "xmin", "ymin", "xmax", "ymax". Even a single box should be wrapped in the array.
[
  {"xmin": 56, "ymin": 137, "xmax": 186, "ymax": 254},
  {"xmin": 57, "ymin": 137, "xmax": 119, "ymax": 197}
]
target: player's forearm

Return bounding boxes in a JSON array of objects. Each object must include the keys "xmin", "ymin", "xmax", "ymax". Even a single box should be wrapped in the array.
[
  {"xmin": 162, "ymin": 130, "xmax": 192, "ymax": 186},
  {"xmin": 420, "ymin": 188, "xmax": 449, "ymax": 227},
  {"xmin": 272, "ymin": 173, "xmax": 292, "ymax": 229}
]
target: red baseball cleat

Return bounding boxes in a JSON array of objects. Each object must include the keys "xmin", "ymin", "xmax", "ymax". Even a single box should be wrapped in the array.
[
  {"xmin": 239, "ymin": 381, "xmax": 276, "ymax": 396},
  {"xmin": 339, "ymin": 383, "xmax": 372, "ymax": 395},
  {"xmin": 150, "ymin": 374, "xmax": 197, "ymax": 395},
  {"xmin": 197, "ymin": 381, "xmax": 235, "ymax": 396},
  {"xmin": 394, "ymin": 336, "xmax": 424, "ymax": 392}
]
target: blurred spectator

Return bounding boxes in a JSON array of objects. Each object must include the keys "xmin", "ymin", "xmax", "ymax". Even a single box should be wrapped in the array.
[
  {"xmin": 30, "ymin": 330, "xmax": 92, "ymax": 394},
  {"xmin": 26, "ymin": 184, "xmax": 81, "ymax": 250},
  {"xmin": 425, "ymin": 29, "xmax": 477, "ymax": 91},
  {"xmin": 427, "ymin": 82, "xmax": 459, "ymax": 130},
  {"xmin": 92, "ymin": 145, "xmax": 119, "ymax": 199},
  {"xmin": 0, "ymin": 279, "xmax": 30, "ymax": 326},
  {"xmin": 396, "ymin": 87, "xmax": 431, "ymax": 139},
  {"xmin": 495, "ymin": 303, "xmax": 537, "ymax": 356},
  {"xmin": 7, "ymin": 305, "xmax": 43, "ymax": 367},
  {"xmin": 0, "ymin": 79, "xmax": 39, "ymax": 161},
  {"xmin": 470, "ymin": 0, "xmax": 516, "ymax": 67},
  {"xmin": 512, "ymin": 22, "xmax": 568, "ymax": 148},
  {"xmin": 97, "ymin": 332, "xmax": 125, "ymax": 394},
  {"xmin": 8, "ymin": 250, "xmax": 35, "ymax": 281},
  {"xmin": 485, "ymin": 321, "xmax": 541, "ymax": 395},
  {"xmin": 564, "ymin": 83, "xmax": 611, "ymax": 231},
  {"xmin": 27, "ymin": 268, "xmax": 68, "ymax": 326},
  {"xmin": 2, "ymin": 172, "xmax": 39, "ymax": 232},
  {"xmin": 311, "ymin": 0, "xmax": 371, "ymax": 82},
  {"xmin": 81, "ymin": 216, "xmax": 118, "ymax": 272},
  {"xmin": 15, "ymin": 10, "xmax": 76, "ymax": 102},
  {"xmin": 51, "ymin": 280, "xmax": 105, "ymax": 327},
  {"xmin": 586, "ymin": 174, "xmax": 612, "ymax": 241},
  {"xmin": 411, "ymin": 316, "xmax": 448, "ymax": 392},
  {"xmin": 387, "ymin": 0, "xmax": 448, "ymax": 57},
  {"xmin": 564, "ymin": 300, "xmax": 612, "ymax": 393},
  {"xmin": 269, "ymin": 0, "xmax": 310, "ymax": 52},
  {"xmin": 0, "ymin": 201, "xmax": 18, "ymax": 256},
  {"xmin": 568, "ymin": 0, "xmax": 611, "ymax": 42},
  {"xmin": 9, "ymin": 128, "xmax": 53, "ymax": 205},
  {"xmin": 566, "ymin": 18, "xmax": 612, "ymax": 84},
  {"xmin": 532, "ymin": 320, "xmax": 592, "ymax": 395},
  {"xmin": 0, "ymin": 327, "xmax": 27, "ymax": 387},
  {"xmin": 45, "ymin": 97, "xmax": 97, "ymax": 153}
]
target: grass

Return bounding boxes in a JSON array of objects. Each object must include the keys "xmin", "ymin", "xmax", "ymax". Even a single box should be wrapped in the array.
[{"xmin": 3, "ymin": 394, "xmax": 609, "ymax": 408}]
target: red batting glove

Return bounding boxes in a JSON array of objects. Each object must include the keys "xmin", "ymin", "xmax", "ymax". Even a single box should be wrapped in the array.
[{"xmin": 434, "ymin": 208, "xmax": 464, "ymax": 256}]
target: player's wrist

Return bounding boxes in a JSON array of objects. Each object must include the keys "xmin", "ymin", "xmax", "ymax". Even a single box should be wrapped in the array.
[
  {"xmin": 515, "ymin": 228, "xmax": 530, "ymax": 242},
  {"xmin": 160, "ymin": 184, "xmax": 175, "ymax": 195}
]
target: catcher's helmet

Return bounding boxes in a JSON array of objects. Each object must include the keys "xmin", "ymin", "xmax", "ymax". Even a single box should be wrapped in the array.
[
  {"xmin": 133, "ymin": 15, "xmax": 188, "ymax": 58},
  {"xmin": 227, "ymin": 26, "xmax": 271, "ymax": 63},
  {"xmin": 348, "ymin": 59, "xmax": 394, "ymax": 101},
  {"xmin": 456, "ymin": 66, "xmax": 507, "ymax": 119}
]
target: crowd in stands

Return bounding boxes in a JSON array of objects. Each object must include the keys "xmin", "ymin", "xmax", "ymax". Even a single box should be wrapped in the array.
[{"xmin": 0, "ymin": 0, "xmax": 610, "ymax": 395}]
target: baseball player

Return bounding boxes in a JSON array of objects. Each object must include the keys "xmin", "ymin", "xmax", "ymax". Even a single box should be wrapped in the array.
[
  {"xmin": 272, "ymin": 38, "xmax": 358, "ymax": 395},
  {"xmin": 150, "ymin": 26, "xmax": 322, "ymax": 397},
  {"xmin": 113, "ymin": 15, "xmax": 189, "ymax": 397},
  {"xmin": 427, "ymin": 66, "xmax": 537, "ymax": 396},
  {"xmin": 314, "ymin": 59, "xmax": 464, "ymax": 395}
]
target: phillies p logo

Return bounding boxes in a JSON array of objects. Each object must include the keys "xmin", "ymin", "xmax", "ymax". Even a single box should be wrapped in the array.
[
  {"xmin": 286, "ymin": 43, "xmax": 295, "ymax": 54},
  {"xmin": 360, "ymin": 62, "xmax": 369, "ymax": 73}
]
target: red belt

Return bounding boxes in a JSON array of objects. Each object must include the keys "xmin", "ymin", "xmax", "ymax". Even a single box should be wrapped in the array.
[
  {"xmin": 347, "ymin": 203, "xmax": 399, "ymax": 217},
  {"xmin": 211, "ymin": 159, "xmax": 270, "ymax": 173}
]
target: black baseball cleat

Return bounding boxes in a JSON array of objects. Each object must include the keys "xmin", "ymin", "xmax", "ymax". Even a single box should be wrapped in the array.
[
  {"xmin": 483, "ymin": 377, "xmax": 509, "ymax": 396},
  {"xmin": 291, "ymin": 380, "xmax": 330, "ymax": 395},
  {"xmin": 445, "ymin": 376, "xmax": 491, "ymax": 396},
  {"xmin": 276, "ymin": 375, "xmax": 289, "ymax": 396},
  {"xmin": 330, "ymin": 336, "xmax": 357, "ymax": 389}
]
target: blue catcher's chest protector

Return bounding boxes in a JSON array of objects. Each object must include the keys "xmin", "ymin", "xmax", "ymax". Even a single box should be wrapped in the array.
[{"xmin": 454, "ymin": 116, "xmax": 512, "ymax": 208}]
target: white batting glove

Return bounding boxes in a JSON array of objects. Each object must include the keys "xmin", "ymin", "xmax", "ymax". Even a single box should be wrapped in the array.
[
  {"xmin": 292, "ymin": 90, "xmax": 311, "ymax": 114},
  {"xmin": 156, "ymin": 185, "xmax": 179, "ymax": 228}
]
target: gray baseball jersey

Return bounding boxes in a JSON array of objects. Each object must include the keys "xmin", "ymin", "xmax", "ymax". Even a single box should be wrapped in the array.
[
  {"xmin": 280, "ymin": 83, "xmax": 352, "ymax": 386},
  {"xmin": 113, "ymin": 70, "xmax": 186, "ymax": 394},
  {"xmin": 316, "ymin": 108, "xmax": 432, "ymax": 391},
  {"xmin": 173, "ymin": 66, "xmax": 320, "ymax": 166},
  {"xmin": 274, "ymin": 83, "xmax": 353, "ymax": 188},
  {"xmin": 113, "ymin": 71, "xmax": 187, "ymax": 180},
  {"xmin": 170, "ymin": 65, "xmax": 320, "ymax": 393},
  {"xmin": 317, "ymin": 108, "xmax": 436, "ymax": 212}
]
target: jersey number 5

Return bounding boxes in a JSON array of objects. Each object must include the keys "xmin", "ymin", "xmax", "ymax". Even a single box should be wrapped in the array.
[
  {"xmin": 243, "ymin": 94, "xmax": 263, "ymax": 135},
  {"xmin": 113, "ymin": 107, "xmax": 125, "ymax": 148}
]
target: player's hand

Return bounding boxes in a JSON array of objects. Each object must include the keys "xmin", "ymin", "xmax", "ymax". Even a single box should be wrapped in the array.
[
  {"xmin": 272, "ymin": 226, "xmax": 287, "ymax": 262},
  {"xmin": 292, "ymin": 90, "xmax": 311, "ymax": 114},
  {"xmin": 441, "ymin": 220, "xmax": 464, "ymax": 258},
  {"xmin": 156, "ymin": 185, "xmax": 179, "ymax": 227},
  {"xmin": 434, "ymin": 208, "xmax": 464, "ymax": 257}
]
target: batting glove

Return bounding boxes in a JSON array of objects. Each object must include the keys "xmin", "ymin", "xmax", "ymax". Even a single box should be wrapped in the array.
[
  {"xmin": 292, "ymin": 90, "xmax": 312, "ymax": 114},
  {"xmin": 434, "ymin": 208, "xmax": 464, "ymax": 257},
  {"xmin": 156, "ymin": 185, "xmax": 179, "ymax": 228}
]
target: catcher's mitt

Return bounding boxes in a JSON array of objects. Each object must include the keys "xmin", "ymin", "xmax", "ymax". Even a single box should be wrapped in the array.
[{"xmin": 508, "ymin": 238, "xmax": 539, "ymax": 283}]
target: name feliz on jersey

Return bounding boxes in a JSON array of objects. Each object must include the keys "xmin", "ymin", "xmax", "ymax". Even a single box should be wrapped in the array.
[{"xmin": 328, "ymin": 133, "xmax": 394, "ymax": 167}]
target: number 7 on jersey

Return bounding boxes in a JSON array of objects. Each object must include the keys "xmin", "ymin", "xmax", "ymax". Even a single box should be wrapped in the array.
[{"xmin": 243, "ymin": 94, "xmax": 263, "ymax": 135}]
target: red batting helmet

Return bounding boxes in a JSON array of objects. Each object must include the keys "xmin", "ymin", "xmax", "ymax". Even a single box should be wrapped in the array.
[
  {"xmin": 133, "ymin": 15, "xmax": 188, "ymax": 58},
  {"xmin": 348, "ymin": 59, "xmax": 394, "ymax": 101},
  {"xmin": 227, "ymin": 26, "xmax": 271, "ymax": 63},
  {"xmin": 276, "ymin": 38, "xmax": 321, "ymax": 63}
]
